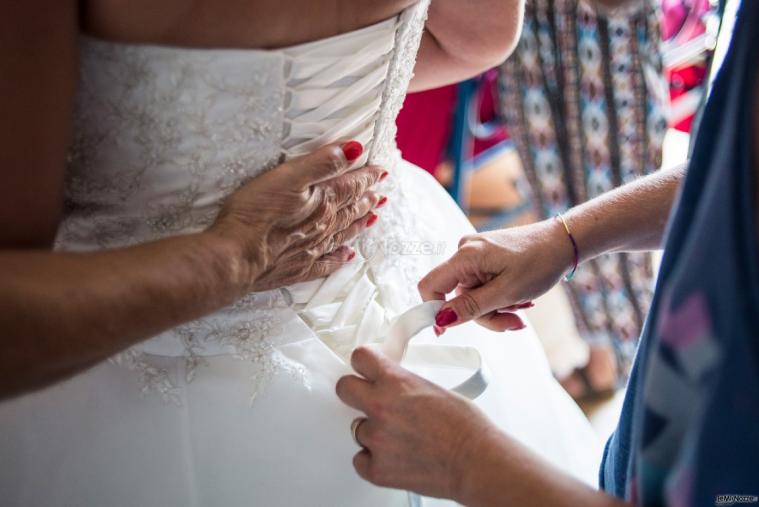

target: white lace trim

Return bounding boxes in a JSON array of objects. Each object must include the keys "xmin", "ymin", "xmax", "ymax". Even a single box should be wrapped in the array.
[{"xmin": 62, "ymin": 3, "xmax": 431, "ymax": 403}]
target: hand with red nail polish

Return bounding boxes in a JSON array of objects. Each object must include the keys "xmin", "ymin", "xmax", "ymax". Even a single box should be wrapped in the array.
[
  {"xmin": 418, "ymin": 222, "xmax": 573, "ymax": 332},
  {"xmin": 212, "ymin": 141, "xmax": 388, "ymax": 291},
  {"xmin": 342, "ymin": 140, "xmax": 363, "ymax": 162}
]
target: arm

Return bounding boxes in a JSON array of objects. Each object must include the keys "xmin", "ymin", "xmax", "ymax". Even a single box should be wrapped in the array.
[
  {"xmin": 456, "ymin": 428, "xmax": 628, "ymax": 507},
  {"xmin": 0, "ymin": 234, "xmax": 246, "ymax": 398},
  {"xmin": 0, "ymin": 1, "xmax": 385, "ymax": 399},
  {"xmin": 418, "ymin": 164, "xmax": 686, "ymax": 330},
  {"xmin": 336, "ymin": 346, "xmax": 630, "ymax": 507},
  {"xmin": 561, "ymin": 163, "xmax": 686, "ymax": 261},
  {"xmin": 410, "ymin": 0, "xmax": 524, "ymax": 92},
  {"xmin": 0, "ymin": 143, "xmax": 386, "ymax": 401}
]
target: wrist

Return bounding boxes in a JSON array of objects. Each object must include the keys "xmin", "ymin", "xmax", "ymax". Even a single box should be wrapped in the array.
[
  {"xmin": 451, "ymin": 424, "xmax": 510, "ymax": 506},
  {"xmin": 198, "ymin": 229, "xmax": 261, "ymax": 300},
  {"xmin": 541, "ymin": 217, "xmax": 578, "ymax": 276}
]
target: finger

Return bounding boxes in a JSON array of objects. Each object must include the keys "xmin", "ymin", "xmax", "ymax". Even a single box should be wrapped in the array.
[
  {"xmin": 474, "ymin": 311, "xmax": 526, "ymax": 332},
  {"xmin": 417, "ymin": 257, "xmax": 465, "ymax": 302},
  {"xmin": 332, "ymin": 191, "xmax": 380, "ymax": 232},
  {"xmin": 434, "ymin": 280, "xmax": 508, "ymax": 329},
  {"xmin": 497, "ymin": 301, "xmax": 535, "ymax": 312},
  {"xmin": 353, "ymin": 417, "xmax": 378, "ymax": 450},
  {"xmin": 335, "ymin": 375, "xmax": 374, "ymax": 411},
  {"xmin": 350, "ymin": 346, "xmax": 388, "ymax": 382},
  {"xmin": 288, "ymin": 142, "xmax": 361, "ymax": 188},
  {"xmin": 353, "ymin": 449, "xmax": 373, "ymax": 483},
  {"xmin": 331, "ymin": 212, "xmax": 379, "ymax": 248},
  {"xmin": 327, "ymin": 165, "xmax": 387, "ymax": 209},
  {"xmin": 300, "ymin": 246, "xmax": 356, "ymax": 280},
  {"xmin": 286, "ymin": 190, "xmax": 379, "ymax": 253}
]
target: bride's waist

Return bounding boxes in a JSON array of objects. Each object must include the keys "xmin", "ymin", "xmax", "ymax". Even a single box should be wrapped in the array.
[
  {"xmin": 133, "ymin": 251, "xmax": 420, "ymax": 359},
  {"xmin": 134, "ymin": 298, "xmax": 315, "ymax": 358}
]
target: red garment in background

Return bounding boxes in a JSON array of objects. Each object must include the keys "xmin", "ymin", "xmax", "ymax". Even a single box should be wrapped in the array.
[{"xmin": 395, "ymin": 85, "xmax": 456, "ymax": 175}]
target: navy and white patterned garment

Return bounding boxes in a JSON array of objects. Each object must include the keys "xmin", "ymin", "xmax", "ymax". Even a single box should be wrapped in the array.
[{"xmin": 600, "ymin": 0, "xmax": 759, "ymax": 504}]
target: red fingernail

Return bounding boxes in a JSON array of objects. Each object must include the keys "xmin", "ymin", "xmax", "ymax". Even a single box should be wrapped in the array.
[
  {"xmin": 376, "ymin": 196, "xmax": 388, "ymax": 208},
  {"xmin": 519, "ymin": 302, "xmax": 535, "ymax": 309},
  {"xmin": 347, "ymin": 250, "xmax": 356, "ymax": 261},
  {"xmin": 366, "ymin": 213, "xmax": 378, "ymax": 227},
  {"xmin": 435, "ymin": 308, "xmax": 458, "ymax": 327},
  {"xmin": 342, "ymin": 141, "xmax": 363, "ymax": 162},
  {"xmin": 380, "ymin": 171, "xmax": 389, "ymax": 181}
]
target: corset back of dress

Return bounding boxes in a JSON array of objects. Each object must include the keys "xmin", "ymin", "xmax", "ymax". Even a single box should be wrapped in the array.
[{"xmin": 58, "ymin": 2, "xmax": 430, "ymax": 401}]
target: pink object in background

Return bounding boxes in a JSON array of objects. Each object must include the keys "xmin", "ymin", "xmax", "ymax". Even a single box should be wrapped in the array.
[{"xmin": 395, "ymin": 85, "xmax": 456, "ymax": 175}]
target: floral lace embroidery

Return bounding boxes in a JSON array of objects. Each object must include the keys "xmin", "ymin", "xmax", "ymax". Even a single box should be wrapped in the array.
[
  {"xmin": 60, "ymin": 39, "xmax": 294, "ymax": 400},
  {"xmin": 361, "ymin": 0, "xmax": 432, "ymax": 311},
  {"xmin": 62, "ymin": 2, "xmax": 433, "ymax": 402}
]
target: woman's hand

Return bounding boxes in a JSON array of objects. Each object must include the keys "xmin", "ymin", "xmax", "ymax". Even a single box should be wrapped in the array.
[
  {"xmin": 418, "ymin": 166, "xmax": 688, "ymax": 334},
  {"xmin": 336, "ymin": 347, "xmax": 631, "ymax": 507},
  {"xmin": 209, "ymin": 141, "xmax": 387, "ymax": 292},
  {"xmin": 336, "ymin": 346, "xmax": 498, "ymax": 501},
  {"xmin": 418, "ymin": 219, "xmax": 573, "ymax": 333}
]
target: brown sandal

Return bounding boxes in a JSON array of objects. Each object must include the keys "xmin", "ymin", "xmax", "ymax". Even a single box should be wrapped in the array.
[{"xmin": 559, "ymin": 345, "xmax": 619, "ymax": 403}]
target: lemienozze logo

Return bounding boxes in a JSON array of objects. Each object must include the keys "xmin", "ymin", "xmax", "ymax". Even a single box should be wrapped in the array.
[{"xmin": 715, "ymin": 495, "xmax": 758, "ymax": 506}]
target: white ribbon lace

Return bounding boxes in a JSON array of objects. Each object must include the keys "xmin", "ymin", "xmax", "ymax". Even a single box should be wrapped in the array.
[{"xmin": 379, "ymin": 300, "xmax": 490, "ymax": 400}]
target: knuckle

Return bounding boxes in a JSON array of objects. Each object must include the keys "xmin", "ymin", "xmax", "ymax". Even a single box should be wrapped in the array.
[
  {"xmin": 346, "ymin": 177, "xmax": 364, "ymax": 202},
  {"xmin": 458, "ymin": 234, "xmax": 477, "ymax": 248},
  {"xmin": 366, "ymin": 165, "xmax": 385, "ymax": 184},
  {"xmin": 363, "ymin": 190, "xmax": 379, "ymax": 208},
  {"xmin": 305, "ymin": 244, "xmax": 321, "ymax": 258},
  {"xmin": 310, "ymin": 261, "xmax": 330, "ymax": 279},
  {"xmin": 323, "ymin": 146, "xmax": 346, "ymax": 174},
  {"xmin": 459, "ymin": 292, "xmax": 481, "ymax": 318},
  {"xmin": 368, "ymin": 401, "xmax": 386, "ymax": 421},
  {"xmin": 337, "ymin": 205, "xmax": 356, "ymax": 230},
  {"xmin": 458, "ymin": 241, "xmax": 483, "ymax": 258}
]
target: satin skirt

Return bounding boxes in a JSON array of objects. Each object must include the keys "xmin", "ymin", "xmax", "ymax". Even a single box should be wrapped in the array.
[{"xmin": 0, "ymin": 164, "xmax": 602, "ymax": 506}]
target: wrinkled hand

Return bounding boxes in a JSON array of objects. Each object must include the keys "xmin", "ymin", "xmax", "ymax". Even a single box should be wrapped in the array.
[
  {"xmin": 418, "ymin": 220, "xmax": 573, "ymax": 333},
  {"xmin": 209, "ymin": 141, "xmax": 386, "ymax": 292},
  {"xmin": 336, "ymin": 346, "xmax": 497, "ymax": 501}
]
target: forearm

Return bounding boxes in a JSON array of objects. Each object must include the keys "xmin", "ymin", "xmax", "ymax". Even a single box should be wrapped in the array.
[
  {"xmin": 455, "ymin": 430, "xmax": 629, "ymax": 507},
  {"xmin": 0, "ymin": 232, "xmax": 248, "ymax": 399},
  {"xmin": 559, "ymin": 164, "xmax": 686, "ymax": 265},
  {"xmin": 410, "ymin": 0, "xmax": 524, "ymax": 92}
]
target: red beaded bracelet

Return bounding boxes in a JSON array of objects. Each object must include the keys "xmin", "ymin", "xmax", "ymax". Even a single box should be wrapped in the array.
[{"xmin": 556, "ymin": 213, "xmax": 579, "ymax": 282}]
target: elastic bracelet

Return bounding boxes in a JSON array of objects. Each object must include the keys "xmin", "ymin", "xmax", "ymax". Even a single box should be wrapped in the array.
[{"xmin": 555, "ymin": 213, "xmax": 579, "ymax": 282}]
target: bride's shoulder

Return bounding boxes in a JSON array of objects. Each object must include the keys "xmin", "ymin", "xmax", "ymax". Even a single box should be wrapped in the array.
[{"xmin": 80, "ymin": 0, "xmax": 418, "ymax": 50}]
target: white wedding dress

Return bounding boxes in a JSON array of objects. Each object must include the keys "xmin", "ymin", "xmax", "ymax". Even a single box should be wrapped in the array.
[{"xmin": 0, "ymin": 2, "xmax": 602, "ymax": 505}]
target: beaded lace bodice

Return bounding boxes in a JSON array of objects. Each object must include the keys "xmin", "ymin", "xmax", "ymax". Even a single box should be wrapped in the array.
[{"xmin": 57, "ymin": 2, "xmax": 431, "ymax": 402}]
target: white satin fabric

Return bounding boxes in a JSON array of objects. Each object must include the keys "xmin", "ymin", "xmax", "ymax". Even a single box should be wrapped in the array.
[{"xmin": 0, "ymin": 2, "xmax": 602, "ymax": 506}]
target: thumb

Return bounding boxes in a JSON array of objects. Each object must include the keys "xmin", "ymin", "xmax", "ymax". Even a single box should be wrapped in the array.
[{"xmin": 434, "ymin": 280, "xmax": 506, "ymax": 329}]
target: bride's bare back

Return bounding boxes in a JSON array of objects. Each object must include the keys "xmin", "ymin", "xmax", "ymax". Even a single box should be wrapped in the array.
[
  {"xmin": 81, "ymin": 0, "xmax": 418, "ymax": 49},
  {"xmin": 0, "ymin": 0, "xmax": 519, "ymax": 250}
]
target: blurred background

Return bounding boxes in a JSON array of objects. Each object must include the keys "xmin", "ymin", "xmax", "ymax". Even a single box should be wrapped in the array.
[{"xmin": 395, "ymin": 0, "xmax": 722, "ymax": 439}]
